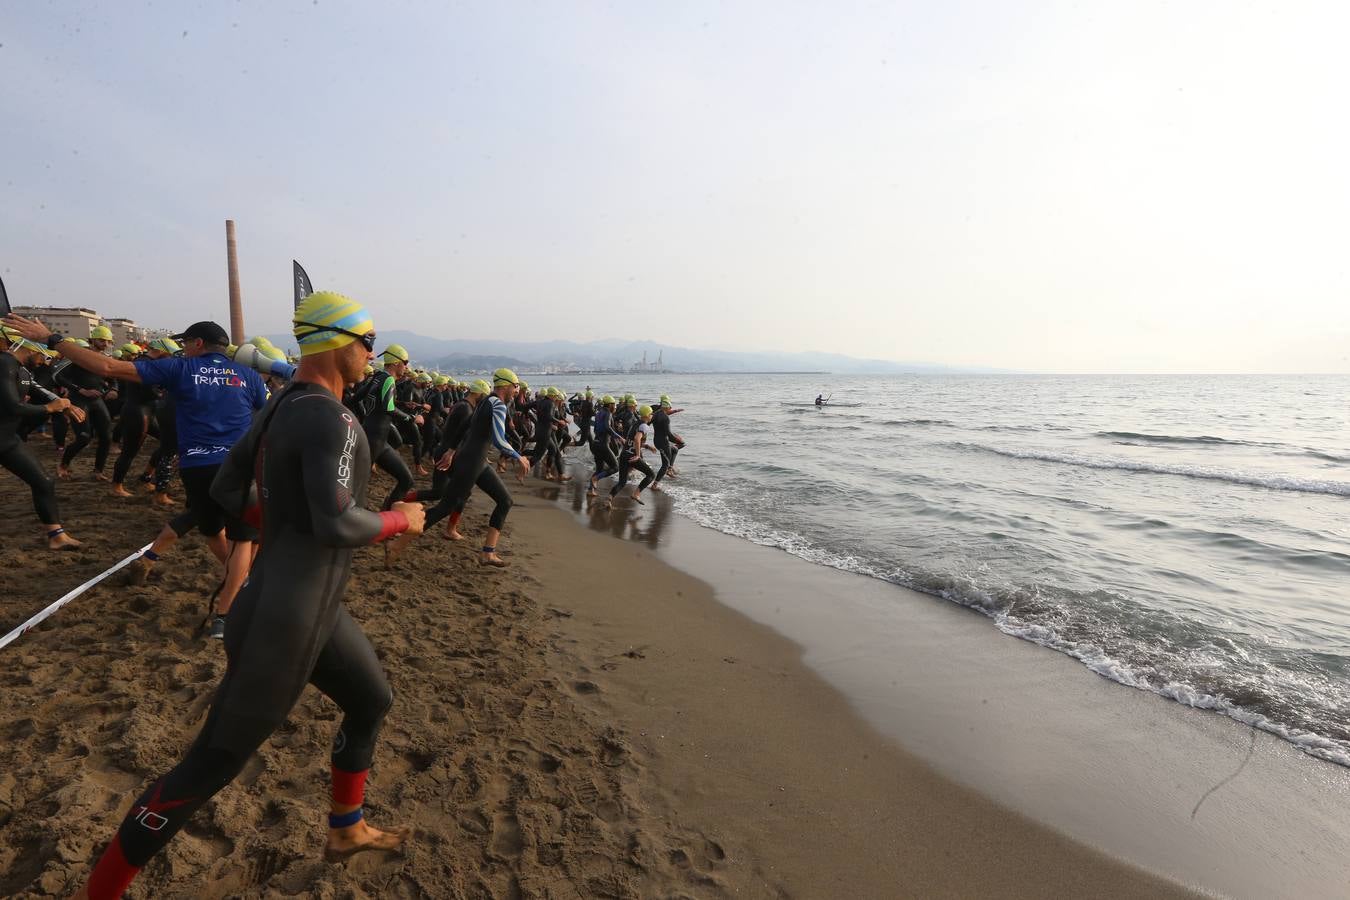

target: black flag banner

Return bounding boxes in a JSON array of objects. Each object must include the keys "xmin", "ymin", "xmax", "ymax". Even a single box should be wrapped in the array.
[
  {"xmin": 293, "ymin": 260, "xmax": 313, "ymax": 310},
  {"xmin": 0, "ymin": 274, "xmax": 10, "ymax": 317}
]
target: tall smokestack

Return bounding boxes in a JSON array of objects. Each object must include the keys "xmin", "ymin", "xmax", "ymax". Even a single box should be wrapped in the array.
[{"xmin": 225, "ymin": 219, "xmax": 245, "ymax": 344}]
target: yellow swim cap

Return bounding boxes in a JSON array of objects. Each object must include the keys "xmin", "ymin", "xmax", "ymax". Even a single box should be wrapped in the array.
[
  {"xmin": 89, "ymin": 325, "xmax": 113, "ymax": 341},
  {"xmin": 2, "ymin": 325, "xmax": 44, "ymax": 353},
  {"xmin": 469, "ymin": 379, "xmax": 492, "ymax": 396},
  {"xmin": 293, "ymin": 291, "xmax": 374, "ymax": 357},
  {"xmin": 149, "ymin": 337, "xmax": 182, "ymax": 354},
  {"xmin": 380, "ymin": 344, "xmax": 410, "ymax": 365},
  {"xmin": 492, "ymin": 367, "xmax": 519, "ymax": 386}
]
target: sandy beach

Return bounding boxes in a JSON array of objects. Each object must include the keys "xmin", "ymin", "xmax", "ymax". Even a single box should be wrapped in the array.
[{"xmin": 0, "ymin": 462, "xmax": 1218, "ymax": 897}]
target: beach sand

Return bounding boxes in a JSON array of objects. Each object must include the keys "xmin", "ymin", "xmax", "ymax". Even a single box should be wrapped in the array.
[{"xmin": 2, "ymin": 462, "xmax": 1197, "ymax": 898}]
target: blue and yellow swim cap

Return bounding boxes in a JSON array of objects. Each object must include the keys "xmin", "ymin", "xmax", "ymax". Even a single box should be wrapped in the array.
[{"xmin": 293, "ymin": 291, "xmax": 373, "ymax": 358}]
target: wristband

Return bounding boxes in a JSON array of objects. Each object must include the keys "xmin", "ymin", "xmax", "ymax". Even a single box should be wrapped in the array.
[{"xmin": 46, "ymin": 333, "xmax": 66, "ymax": 350}]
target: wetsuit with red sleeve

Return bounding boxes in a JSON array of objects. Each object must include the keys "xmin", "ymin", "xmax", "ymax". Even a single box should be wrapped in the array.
[{"xmin": 83, "ymin": 381, "xmax": 409, "ymax": 900}]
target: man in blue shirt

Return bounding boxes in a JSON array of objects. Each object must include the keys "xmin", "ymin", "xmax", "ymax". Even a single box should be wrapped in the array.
[{"xmin": 3, "ymin": 315, "xmax": 268, "ymax": 639}]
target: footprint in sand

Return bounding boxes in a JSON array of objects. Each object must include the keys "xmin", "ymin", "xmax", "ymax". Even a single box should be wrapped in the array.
[{"xmin": 490, "ymin": 812, "xmax": 524, "ymax": 858}]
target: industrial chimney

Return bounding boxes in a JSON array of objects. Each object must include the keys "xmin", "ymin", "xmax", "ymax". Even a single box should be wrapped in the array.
[{"xmin": 225, "ymin": 219, "xmax": 245, "ymax": 345}]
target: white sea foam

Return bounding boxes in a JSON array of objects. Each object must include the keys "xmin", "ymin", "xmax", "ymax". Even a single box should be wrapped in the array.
[
  {"xmin": 660, "ymin": 482, "xmax": 1350, "ymax": 768},
  {"xmin": 953, "ymin": 442, "xmax": 1350, "ymax": 496}
]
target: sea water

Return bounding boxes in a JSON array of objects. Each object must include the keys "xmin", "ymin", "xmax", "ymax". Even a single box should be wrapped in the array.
[{"xmin": 538, "ymin": 373, "xmax": 1350, "ymax": 767}]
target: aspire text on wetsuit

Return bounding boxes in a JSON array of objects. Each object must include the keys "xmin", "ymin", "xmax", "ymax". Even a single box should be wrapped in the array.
[{"xmin": 85, "ymin": 381, "xmax": 409, "ymax": 895}]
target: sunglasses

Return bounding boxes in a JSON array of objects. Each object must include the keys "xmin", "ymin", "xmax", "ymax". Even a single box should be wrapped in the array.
[{"xmin": 295, "ymin": 322, "xmax": 376, "ymax": 352}]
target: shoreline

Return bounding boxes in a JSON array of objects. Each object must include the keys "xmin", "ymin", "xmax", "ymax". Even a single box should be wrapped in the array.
[{"xmin": 535, "ymin": 475, "xmax": 1350, "ymax": 899}]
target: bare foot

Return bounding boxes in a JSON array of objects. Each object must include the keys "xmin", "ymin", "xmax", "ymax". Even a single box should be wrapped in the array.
[
  {"xmin": 478, "ymin": 551, "xmax": 509, "ymax": 568},
  {"xmin": 125, "ymin": 557, "xmax": 152, "ymax": 586},
  {"xmin": 57, "ymin": 466, "xmax": 72, "ymax": 479},
  {"xmin": 153, "ymin": 493, "xmax": 176, "ymax": 507},
  {"xmin": 416, "ymin": 465, "xmax": 430, "ymax": 476},
  {"xmin": 94, "ymin": 471, "xmax": 111, "ymax": 482},
  {"xmin": 443, "ymin": 526, "xmax": 464, "ymax": 541},
  {"xmin": 47, "ymin": 533, "xmax": 82, "ymax": 551},
  {"xmin": 324, "ymin": 819, "xmax": 412, "ymax": 863},
  {"xmin": 111, "ymin": 484, "xmax": 133, "ymax": 498},
  {"xmin": 384, "ymin": 533, "xmax": 416, "ymax": 569},
  {"xmin": 141, "ymin": 480, "xmax": 157, "ymax": 493}
]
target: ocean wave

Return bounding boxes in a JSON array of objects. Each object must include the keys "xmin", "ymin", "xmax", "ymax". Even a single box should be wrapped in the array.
[
  {"xmin": 875, "ymin": 418, "xmax": 1056, "ymax": 434},
  {"xmin": 951, "ymin": 442, "xmax": 1350, "ymax": 497},
  {"xmin": 878, "ymin": 418, "xmax": 956, "ymax": 427},
  {"xmin": 1097, "ymin": 430, "xmax": 1257, "ymax": 445},
  {"xmin": 659, "ymin": 483, "xmax": 1350, "ymax": 769}
]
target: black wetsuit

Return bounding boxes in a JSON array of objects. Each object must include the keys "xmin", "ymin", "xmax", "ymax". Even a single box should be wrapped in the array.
[
  {"xmin": 590, "ymin": 407, "xmax": 623, "ymax": 483},
  {"xmin": 144, "ymin": 389, "xmax": 178, "ymax": 495},
  {"xmin": 576, "ymin": 397, "xmax": 595, "ymax": 445},
  {"xmin": 112, "ymin": 377, "xmax": 157, "ymax": 484},
  {"xmin": 0, "ymin": 353, "xmax": 61, "ymax": 523},
  {"xmin": 16, "ymin": 362, "xmax": 56, "ymax": 441},
  {"xmin": 652, "ymin": 408, "xmax": 676, "ymax": 485},
  {"xmin": 57, "ymin": 359, "xmax": 113, "ymax": 472},
  {"xmin": 528, "ymin": 395, "xmax": 555, "ymax": 469},
  {"xmin": 352, "ymin": 370, "xmax": 414, "ymax": 510},
  {"xmin": 394, "ymin": 379, "xmax": 425, "ymax": 467},
  {"xmin": 411, "ymin": 398, "xmax": 473, "ymax": 503},
  {"xmin": 424, "ymin": 394, "xmax": 520, "ymax": 531},
  {"xmin": 611, "ymin": 419, "xmax": 655, "ymax": 497},
  {"xmin": 89, "ymin": 382, "xmax": 408, "ymax": 886}
]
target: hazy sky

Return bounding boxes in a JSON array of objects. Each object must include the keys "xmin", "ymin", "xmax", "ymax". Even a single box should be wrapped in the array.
[{"xmin": 4, "ymin": 1, "xmax": 1349, "ymax": 373}]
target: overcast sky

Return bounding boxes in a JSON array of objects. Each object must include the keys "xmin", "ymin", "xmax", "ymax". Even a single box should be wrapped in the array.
[{"xmin": 4, "ymin": 2, "xmax": 1349, "ymax": 373}]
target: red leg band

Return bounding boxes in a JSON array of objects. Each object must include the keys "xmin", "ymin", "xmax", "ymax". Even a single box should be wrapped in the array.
[
  {"xmin": 402, "ymin": 490, "xmax": 419, "ymax": 502},
  {"xmin": 331, "ymin": 765, "xmax": 369, "ymax": 807},
  {"xmin": 448, "ymin": 512, "xmax": 461, "ymax": 529},
  {"xmin": 87, "ymin": 835, "xmax": 141, "ymax": 900}
]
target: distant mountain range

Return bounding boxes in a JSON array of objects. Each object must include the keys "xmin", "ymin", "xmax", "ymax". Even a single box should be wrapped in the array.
[{"xmin": 262, "ymin": 331, "xmax": 1005, "ymax": 375}]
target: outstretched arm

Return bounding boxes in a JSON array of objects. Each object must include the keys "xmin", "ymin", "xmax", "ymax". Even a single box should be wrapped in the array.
[{"xmin": 1, "ymin": 314, "xmax": 140, "ymax": 382}]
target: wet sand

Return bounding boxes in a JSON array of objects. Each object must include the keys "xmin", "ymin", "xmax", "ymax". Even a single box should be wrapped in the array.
[{"xmin": 3, "ymin": 454, "xmax": 1194, "ymax": 897}]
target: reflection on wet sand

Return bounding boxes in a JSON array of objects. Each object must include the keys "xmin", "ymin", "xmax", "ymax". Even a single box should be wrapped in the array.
[{"xmin": 520, "ymin": 451, "xmax": 674, "ymax": 548}]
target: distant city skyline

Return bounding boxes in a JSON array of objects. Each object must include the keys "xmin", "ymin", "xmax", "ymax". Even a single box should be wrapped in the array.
[{"xmin": 4, "ymin": 2, "xmax": 1349, "ymax": 374}]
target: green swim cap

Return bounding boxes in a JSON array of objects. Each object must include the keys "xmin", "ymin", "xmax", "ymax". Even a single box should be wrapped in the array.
[
  {"xmin": 518, "ymin": 379, "xmax": 529, "ymax": 390},
  {"xmin": 249, "ymin": 336, "xmax": 273, "ymax": 349},
  {"xmin": 89, "ymin": 325, "xmax": 113, "ymax": 341},
  {"xmin": 659, "ymin": 394, "xmax": 672, "ymax": 406},
  {"xmin": 585, "ymin": 389, "xmax": 593, "ymax": 398},
  {"xmin": 380, "ymin": 344, "xmax": 410, "ymax": 365},
  {"xmin": 149, "ymin": 337, "xmax": 181, "ymax": 354},
  {"xmin": 492, "ymin": 367, "xmax": 519, "ymax": 386},
  {"xmin": 469, "ymin": 378, "xmax": 492, "ymax": 396},
  {"xmin": 638, "ymin": 405, "xmax": 653, "ymax": 417},
  {"xmin": 72, "ymin": 338, "xmax": 90, "ymax": 348},
  {"xmin": 601, "ymin": 394, "xmax": 615, "ymax": 405},
  {"xmin": 119, "ymin": 342, "xmax": 141, "ymax": 357},
  {"xmin": 262, "ymin": 345, "xmax": 286, "ymax": 362}
]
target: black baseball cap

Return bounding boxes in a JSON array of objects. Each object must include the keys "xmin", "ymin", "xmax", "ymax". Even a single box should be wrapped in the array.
[{"xmin": 173, "ymin": 321, "xmax": 230, "ymax": 345}]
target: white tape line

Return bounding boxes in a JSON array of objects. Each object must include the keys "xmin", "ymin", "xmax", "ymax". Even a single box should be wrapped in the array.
[{"xmin": 0, "ymin": 542, "xmax": 153, "ymax": 650}]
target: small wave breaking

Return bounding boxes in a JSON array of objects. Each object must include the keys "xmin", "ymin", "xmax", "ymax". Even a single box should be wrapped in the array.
[{"xmin": 952, "ymin": 443, "xmax": 1350, "ymax": 497}]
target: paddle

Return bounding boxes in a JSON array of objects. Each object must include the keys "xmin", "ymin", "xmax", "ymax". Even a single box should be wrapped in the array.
[{"xmin": 293, "ymin": 260, "xmax": 313, "ymax": 310}]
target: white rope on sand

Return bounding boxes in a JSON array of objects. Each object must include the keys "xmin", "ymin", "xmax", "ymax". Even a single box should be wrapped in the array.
[{"xmin": 0, "ymin": 542, "xmax": 152, "ymax": 650}]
